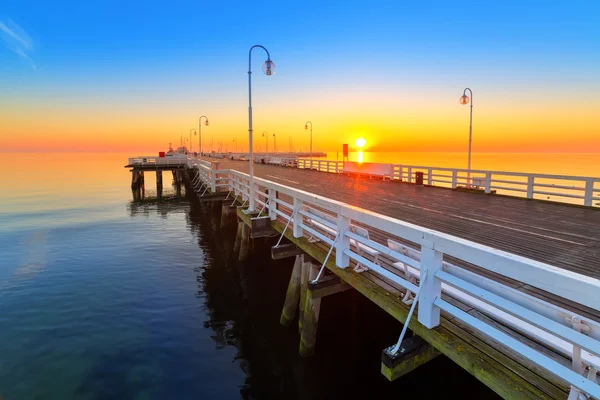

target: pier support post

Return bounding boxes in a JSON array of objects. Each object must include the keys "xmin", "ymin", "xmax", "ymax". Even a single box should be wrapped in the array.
[
  {"xmin": 239, "ymin": 223, "xmax": 250, "ymax": 261},
  {"xmin": 156, "ymin": 170, "xmax": 163, "ymax": 198},
  {"xmin": 381, "ymin": 335, "xmax": 441, "ymax": 381},
  {"xmin": 220, "ymin": 203, "xmax": 232, "ymax": 228},
  {"xmin": 299, "ymin": 263, "xmax": 321, "ymax": 357},
  {"xmin": 131, "ymin": 170, "xmax": 144, "ymax": 201},
  {"xmin": 280, "ymin": 254, "xmax": 303, "ymax": 327},
  {"xmin": 233, "ymin": 221, "xmax": 243, "ymax": 253},
  {"xmin": 298, "ymin": 260, "xmax": 309, "ymax": 333}
]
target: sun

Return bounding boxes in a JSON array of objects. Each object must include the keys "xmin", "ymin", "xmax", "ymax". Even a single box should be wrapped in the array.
[{"xmin": 355, "ymin": 137, "xmax": 367, "ymax": 148}]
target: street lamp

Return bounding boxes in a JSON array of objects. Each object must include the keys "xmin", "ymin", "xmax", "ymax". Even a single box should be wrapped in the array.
[
  {"xmin": 304, "ymin": 121, "xmax": 313, "ymax": 169},
  {"xmin": 459, "ymin": 88, "xmax": 473, "ymax": 187},
  {"xmin": 183, "ymin": 137, "xmax": 189, "ymax": 154},
  {"xmin": 272, "ymin": 133, "xmax": 277, "ymax": 153},
  {"xmin": 198, "ymin": 116, "xmax": 209, "ymax": 156},
  {"xmin": 263, "ymin": 131, "xmax": 270, "ymax": 153},
  {"xmin": 189, "ymin": 129, "xmax": 196, "ymax": 154},
  {"xmin": 248, "ymin": 44, "xmax": 276, "ymax": 211}
]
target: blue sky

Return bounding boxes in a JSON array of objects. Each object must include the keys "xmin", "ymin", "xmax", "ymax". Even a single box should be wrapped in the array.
[{"xmin": 1, "ymin": 0, "xmax": 599, "ymax": 152}]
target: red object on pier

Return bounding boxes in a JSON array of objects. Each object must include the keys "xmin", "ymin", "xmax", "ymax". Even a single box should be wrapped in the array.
[
  {"xmin": 342, "ymin": 144, "xmax": 348, "ymax": 157},
  {"xmin": 158, "ymin": 152, "xmax": 165, "ymax": 157}
]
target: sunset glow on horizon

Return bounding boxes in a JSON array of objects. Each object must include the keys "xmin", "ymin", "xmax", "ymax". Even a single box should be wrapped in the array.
[{"xmin": 1, "ymin": 1, "xmax": 599, "ymax": 154}]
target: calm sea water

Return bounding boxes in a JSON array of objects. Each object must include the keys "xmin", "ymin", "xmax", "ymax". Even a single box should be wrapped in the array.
[{"xmin": 7, "ymin": 151, "xmax": 589, "ymax": 399}]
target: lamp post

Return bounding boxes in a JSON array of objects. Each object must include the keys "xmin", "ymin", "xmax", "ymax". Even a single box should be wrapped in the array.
[
  {"xmin": 183, "ymin": 137, "xmax": 189, "ymax": 154},
  {"xmin": 198, "ymin": 116, "xmax": 209, "ymax": 156},
  {"xmin": 263, "ymin": 131, "xmax": 268, "ymax": 153},
  {"xmin": 459, "ymin": 88, "xmax": 473, "ymax": 187},
  {"xmin": 247, "ymin": 45, "xmax": 276, "ymax": 211},
  {"xmin": 189, "ymin": 129, "xmax": 196, "ymax": 154},
  {"xmin": 272, "ymin": 133, "xmax": 276, "ymax": 153},
  {"xmin": 304, "ymin": 121, "xmax": 313, "ymax": 169}
]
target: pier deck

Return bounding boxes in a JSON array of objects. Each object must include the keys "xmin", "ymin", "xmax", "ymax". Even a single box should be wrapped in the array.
[
  {"xmin": 129, "ymin": 155, "xmax": 600, "ymax": 399},
  {"xmin": 206, "ymin": 157, "xmax": 600, "ymax": 281}
]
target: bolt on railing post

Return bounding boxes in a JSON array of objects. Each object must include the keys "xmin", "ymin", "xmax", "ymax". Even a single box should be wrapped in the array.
[
  {"xmin": 584, "ymin": 179, "xmax": 594, "ymax": 207},
  {"xmin": 484, "ymin": 172, "xmax": 491, "ymax": 194},
  {"xmin": 268, "ymin": 188, "xmax": 276, "ymax": 220},
  {"xmin": 335, "ymin": 211, "xmax": 350, "ymax": 268},
  {"xmin": 292, "ymin": 197, "xmax": 304, "ymax": 238},
  {"xmin": 417, "ymin": 240, "xmax": 443, "ymax": 329},
  {"xmin": 451, "ymin": 170, "xmax": 458, "ymax": 188},
  {"xmin": 527, "ymin": 176, "xmax": 535, "ymax": 199},
  {"xmin": 427, "ymin": 168, "xmax": 433, "ymax": 185}
]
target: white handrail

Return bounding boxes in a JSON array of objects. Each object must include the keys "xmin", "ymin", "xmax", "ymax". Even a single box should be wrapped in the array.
[
  {"xmin": 296, "ymin": 159, "xmax": 600, "ymax": 207},
  {"xmin": 192, "ymin": 162, "xmax": 600, "ymax": 396}
]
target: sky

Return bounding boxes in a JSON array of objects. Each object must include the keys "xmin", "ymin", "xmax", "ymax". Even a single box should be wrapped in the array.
[{"xmin": 1, "ymin": 0, "xmax": 599, "ymax": 154}]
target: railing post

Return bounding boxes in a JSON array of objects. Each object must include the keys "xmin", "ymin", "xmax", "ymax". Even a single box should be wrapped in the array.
[
  {"xmin": 427, "ymin": 168, "xmax": 433, "ymax": 185},
  {"xmin": 399, "ymin": 166, "xmax": 403, "ymax": 182},
  {"xmin": 484, "ymin": 172, "xmax": 491, "ymax": 194},
  {"xmin": 292, "ymin": 197, "xmax": 303, "ymax": 238},
  {"xmin": 584, "ymin": 179, "xmax": 594, "ymax": 207},
  {"xmin": 210, "ymin": 171, "xmax": 216, "ymax": 193},
  {"xmin": 527, "ymin": 176, "xmax": 535, "ymax": 199},
  {"xmin": 268, "ymin": 188, "xmax": 276, "ymax": 220},
  {"xmin": 418, "ymin": 240, "xmax": 443, "ymax": 329},
  {"xmin": 335, "ymin": 211, "xmax": 350, "ymax": 268},
  {"xmin": 407, "ymin": 167, "xmax": 412, "ymax": 184},
  {"xmin": 451, "ymin": 170, "xmax": 457, "ymax": 188}
]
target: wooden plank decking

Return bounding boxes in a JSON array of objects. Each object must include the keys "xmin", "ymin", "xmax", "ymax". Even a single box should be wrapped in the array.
[
  {"xmin": 208, "ymin": 158, "xmax": 600, "ymax": 280},
  {"xmin": 192, "ymin": 159, "xmax": 600, "ymax": 399}
]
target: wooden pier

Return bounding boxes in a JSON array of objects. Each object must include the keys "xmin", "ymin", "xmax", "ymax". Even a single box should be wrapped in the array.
[{"xmin": 126, "ymin": 155, "xmax": 600, "ymax": 399}]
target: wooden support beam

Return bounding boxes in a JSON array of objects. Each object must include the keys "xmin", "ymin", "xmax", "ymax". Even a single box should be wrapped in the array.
[
  {"xmin": 235, "ymin": 209, "xmax": 569, "ymax": 399},
  {"xmin": 271, "ymin": 243, "xmax": 304, "ymax": 260},
  {"xmin": 381, "ymin": 335, "xmax": 441, "ymax": 381},
  {"xmin": 239, "ymin": 223, "xmax": 250, "ymax": 261},
  {"xmin": 298, "ymin": 261, "xmax": 309, "ymax": 334},
  {"xmin": 233, "ymin": 221, "xmax": 242, "ymax": 253},
  {"xmin": 299, "ymin": 264, "xmax": 321, "ymax": 357},
  {"xmin": 309, "ymin": 275, "xmax": 352, "ymax": 299},
  {"xmin": 220, "ymin": 203, "xmax": 233, "ymax": 228},
  {"xmin": 156, "ymin": 170, "xmax": 163, "ymax": 198},
  {"xmin": 250, "ymin": 215, "xmax": 274, "ymax": 238},
  {"xmin": 280, "ymin": 254, "xmax": 303, "ymax": 327}
]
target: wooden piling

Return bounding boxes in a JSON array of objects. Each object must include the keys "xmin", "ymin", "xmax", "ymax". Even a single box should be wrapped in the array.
[
  {"xmin": 239, "ymin": 223, "xmax": 250, "ymax": 261},
  {"xmin": 220, "ymin": 203, "xmax": 234, "ymax": 228},
  {"xmin": 381, "ymin": 335, "xmax": 441, "ymax": 381},
  {"xmin": 280, "ymin": 254, "xmax": 303, "ymax": 327},
  {"xmin": 131, "ymin": 170, "xmax": 142, "ymax": 201},
  {"xmin": 298, "ymin": 260, "xmax": 309, "ymax": 333},
  {"xmin": 233, "ymin": 221, "xmax": 243, "ymax": 253},
  {"xmin": 156, "ymin": 170, "xmax": 163, "ymax": 198},
  {"xmin": 299, "ymin": 264, "xmax": 321, "ymax": 357}
]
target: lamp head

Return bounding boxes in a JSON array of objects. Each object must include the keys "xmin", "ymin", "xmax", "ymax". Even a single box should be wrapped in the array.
[
  {"xmin": 459, "ymin": 94, "xmax": 470, "ymax": 105},
  {"xmin": 304, "ymin": 124, "xmax": 308, "ymax": 130},
  {"xmin": 262, "ymin": 59, "xmax": 276, "ymax": 76},
  {"xmin": 205, "ymin": 120, "xmax": 209, "ymax": 126}
]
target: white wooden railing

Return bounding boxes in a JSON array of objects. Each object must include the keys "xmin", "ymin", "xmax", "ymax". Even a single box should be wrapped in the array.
[
  {"xmin": 194, "ymin": 162, "xmax": 600, "ymax": 398},
  {"xmin": 298, "ymin": 160, "xmax": 600, "ymax": 207},
  {"xmin": 298, "ymin": 159, "xmax": 343, "ymax": 173},
  {"xmin": 128, "ymin": 155, "xmax": 189, "ymax": 167}
]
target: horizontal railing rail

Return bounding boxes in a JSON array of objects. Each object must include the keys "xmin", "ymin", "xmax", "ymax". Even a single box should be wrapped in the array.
[
  {"xmin": 297, "ymin": 160, "xmax": 600, "ymax": 207},
  {"xmin": 127, "ymin": 155, "xmax": 189, "ymax": 167},
  {"xmin": 193, "ymin": 161, "xmax": 600, "ymax": 397}
]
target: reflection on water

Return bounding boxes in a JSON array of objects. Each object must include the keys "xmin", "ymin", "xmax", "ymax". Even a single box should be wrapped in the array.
[
  {"xmin": 0, "ymin": 153, "xmax": 497, "ymax": 399},
  {"xmin": 357, "ymin": 151, "xmax": 364, "ymax": 164}
]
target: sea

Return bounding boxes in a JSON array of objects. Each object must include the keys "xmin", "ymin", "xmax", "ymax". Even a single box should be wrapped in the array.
[{"xmin": 1, "ymin": 151, "xmax": 597, "ymax": 399}]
